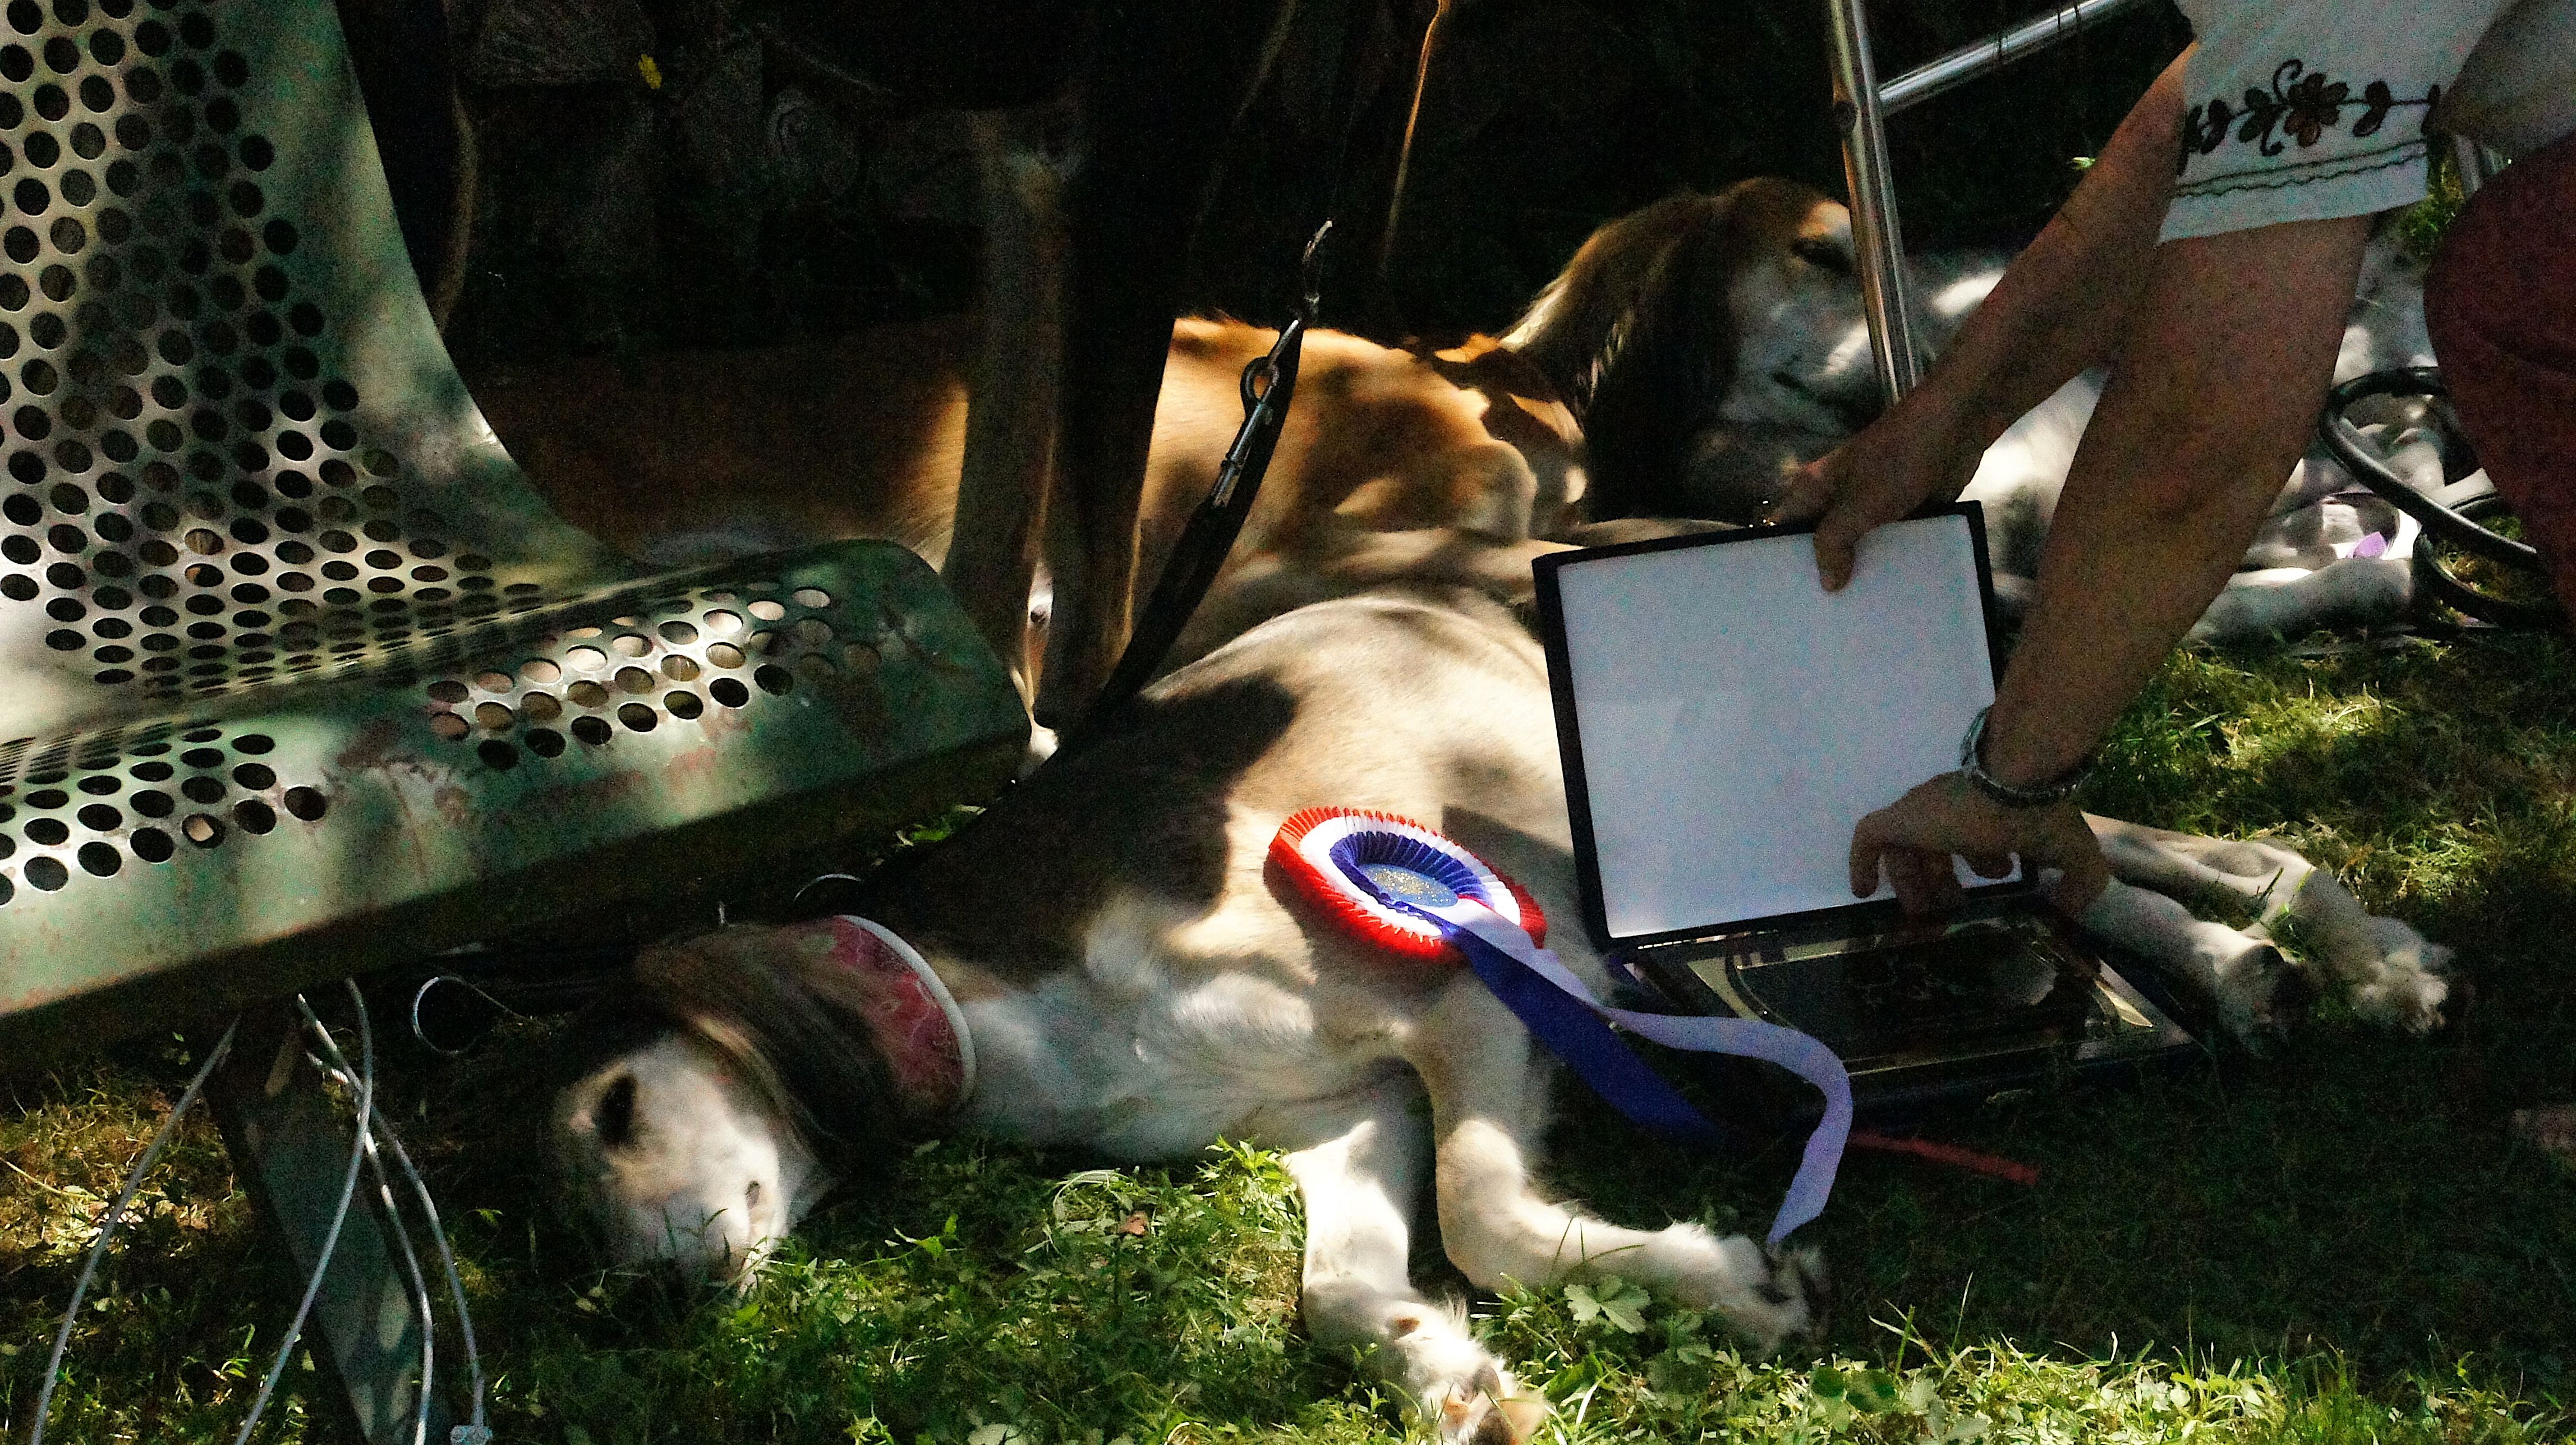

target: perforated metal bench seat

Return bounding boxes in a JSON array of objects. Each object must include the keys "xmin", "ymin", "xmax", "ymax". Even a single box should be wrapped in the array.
[{"xmin": 0, "ymin": 0, "xmax": 1028, "ymax": 1063}]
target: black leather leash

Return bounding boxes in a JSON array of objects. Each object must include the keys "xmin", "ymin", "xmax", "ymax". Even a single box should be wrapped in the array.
[{"xmin": 1055, "ymin": 221, "xmax": 1333, "ymax": 753}]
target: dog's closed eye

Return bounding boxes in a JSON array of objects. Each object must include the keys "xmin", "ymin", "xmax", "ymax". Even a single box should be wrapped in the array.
[
  {"xmin": 595, "ymin": 1073, "xmax": 638, "ymax": 1150},
  {"xmin": 1791, "ymin": 236, "xmax": 1855, "ymax": 276}
]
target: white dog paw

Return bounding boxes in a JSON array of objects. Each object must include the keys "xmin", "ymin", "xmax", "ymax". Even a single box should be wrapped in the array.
[
  {"xmin": 2340, "ymin": 918, "xmax": 2453, "ymax": 1033},
  {"xmin": 1432, "ymin": 1362, "xmax": 1546, "ymax": 1445},
  {"xmin": 1383, "ymin": 1305, "xmax": 1545, "ymax": 1445},
  {"xmin": 1654, "ymin": 1229, "xmax": 1826, "ymax": 1354}
]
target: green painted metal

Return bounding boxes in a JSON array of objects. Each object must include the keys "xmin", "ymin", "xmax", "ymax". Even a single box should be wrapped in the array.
[
  {"xmin": 0, "ymin": 0, "xmax": 1029, "ymax": 1066},
  {"xmin": 204, "ymin": 1003, "xmax": 457, "ymax": 1444}
]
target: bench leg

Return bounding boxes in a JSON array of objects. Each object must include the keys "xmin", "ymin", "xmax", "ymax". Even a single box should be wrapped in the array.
[{"xmin": 203, "ymin": 1000, "xmax": 455, "ymax": 1445}]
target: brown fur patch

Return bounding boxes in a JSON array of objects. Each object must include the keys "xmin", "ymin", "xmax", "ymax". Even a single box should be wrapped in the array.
[
  {"xmin": 622, "ymin": 924, "xmax": 916, "ymax": 1167},
  {"xmin": 1503, "ymin": 178, "xmax": 1842, "ymax": 519}
]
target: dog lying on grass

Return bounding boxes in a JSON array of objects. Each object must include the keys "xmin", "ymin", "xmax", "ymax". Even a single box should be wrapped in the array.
[
  {"xmin": 1506, "ymin": 185, "xmax": 2448, "ymax": 641},
  {"xmin": 551, "ymin": 585, "xmax": 2450, "ymax": 1443}
]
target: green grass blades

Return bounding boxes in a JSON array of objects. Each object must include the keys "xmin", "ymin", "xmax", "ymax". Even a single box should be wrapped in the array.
[{"xmin": 499, "ymin": 1142, "xmax": 1368, "ymax": 1444}]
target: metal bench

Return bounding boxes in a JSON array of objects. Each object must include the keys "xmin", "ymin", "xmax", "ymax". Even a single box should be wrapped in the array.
[{"xmin": 0, "ymin": 0, "xmax": 1029, "ymax": 1432}]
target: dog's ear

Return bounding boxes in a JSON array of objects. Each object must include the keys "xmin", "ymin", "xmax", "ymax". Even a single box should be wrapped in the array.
[
  {"xmin": 1575, "ymin": 189, "xmax": 1753, "ymax": 520},
  {"xmin": 632, "ymin": 924, "xmax": 909, "ymax": 1169},
  {"xmin": 1501, "ymin": 192, "xmax": 1725, "ymax": 416}
]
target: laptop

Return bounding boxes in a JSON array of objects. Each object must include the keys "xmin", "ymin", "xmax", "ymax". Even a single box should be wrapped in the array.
[{"xmin": 1532, "ymin": 507, "xmax": 2198, "ymax": 1120}]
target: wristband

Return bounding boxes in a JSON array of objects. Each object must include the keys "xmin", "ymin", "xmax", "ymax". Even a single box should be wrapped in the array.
[{"xmin": 1958, "ymin": 705, "xmax": 2093, "ymax": 808}]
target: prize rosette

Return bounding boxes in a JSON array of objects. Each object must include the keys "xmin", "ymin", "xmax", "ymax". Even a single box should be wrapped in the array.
[{"xmin": 1271, "ymin": 807, "xmax": 1545, "ymax": 964}]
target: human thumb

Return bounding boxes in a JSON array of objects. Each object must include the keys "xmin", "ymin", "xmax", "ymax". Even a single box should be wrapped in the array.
[
  {"xmin": 1768, "ymin": 457, "xmax": 1835, "ymax": 526},
  {"xmin": 1810, "ymin": 508, "xmax": 1862, "ymax": 593}
]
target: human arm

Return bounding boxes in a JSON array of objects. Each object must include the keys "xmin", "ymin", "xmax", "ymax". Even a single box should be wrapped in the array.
[
  {"xmin": 1852, "ymin": 211, "xmax": 2375, "ymax": 914},
  {"xmin": 1774, "ymin": 47, "xmax": 2192, "ymax": 590}
]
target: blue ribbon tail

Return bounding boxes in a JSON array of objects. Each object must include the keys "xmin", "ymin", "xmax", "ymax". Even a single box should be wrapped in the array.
[{"xmin": 1445, "ymin": 923, "xmax": 1736, "ymax": 1147}]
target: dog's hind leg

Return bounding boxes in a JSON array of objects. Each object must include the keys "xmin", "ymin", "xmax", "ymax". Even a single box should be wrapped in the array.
[
  {"xmin": 2087, "ymin": 816, "xmax": 2450, "ymax": 1033},
  {"xmin": 2080, "ymin": 876, "xmax": 2302, "ymax": 1043},
  {"xmin": 1409, "ymin": 981, "xmax": 1822, "ymax": 1355},
  {"xmin": 1281, "ymin": 1075, "xmax": 1544, "ymax": 1445}
]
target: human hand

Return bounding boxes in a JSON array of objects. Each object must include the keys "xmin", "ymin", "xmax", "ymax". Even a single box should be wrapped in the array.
[
  {"xmin": 1768, "ymin": 401, "xmax": 1989, "ymax": 592},
  {"xmin": 1849, "ymin": 771, "xmax": 2109, "ymax": 916}
]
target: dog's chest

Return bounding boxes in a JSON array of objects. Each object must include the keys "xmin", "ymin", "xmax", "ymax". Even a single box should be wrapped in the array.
[{"xmin": 953, "ymin": 960, "xmax": 1380, "ymax": 1158}]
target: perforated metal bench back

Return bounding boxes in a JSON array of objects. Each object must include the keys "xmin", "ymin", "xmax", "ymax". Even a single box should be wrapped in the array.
[{"xmin": 0, "ymin": 0, "xmax": 1027, "ymax": 1059}]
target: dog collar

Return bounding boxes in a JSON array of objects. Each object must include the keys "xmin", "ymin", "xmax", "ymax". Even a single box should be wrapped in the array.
[
  {"xmin": 1271, "ymin": 807, "xmax": 1545, "ymax": 964},
  {"xmin": 800, "ymin": 916, "xmax": 977, "ymax": 1116}
]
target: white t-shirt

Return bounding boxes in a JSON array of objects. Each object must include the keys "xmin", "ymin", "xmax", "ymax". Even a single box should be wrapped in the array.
[{"xmin": 2163, "ymin": 0, "xmax": 2576, "ymax": 241}]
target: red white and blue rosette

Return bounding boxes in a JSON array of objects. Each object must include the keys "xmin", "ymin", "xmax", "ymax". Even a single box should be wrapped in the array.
[
  {"xmin": 1269, "ymin": 805, "xmax": 1852, "ymax": 1245},
  {"xmin": 1271, "ymin": 807, "xmax": 1545, "ymax": 965}
]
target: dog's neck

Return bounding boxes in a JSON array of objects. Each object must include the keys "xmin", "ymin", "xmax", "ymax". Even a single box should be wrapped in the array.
[{"xmin": 801, "ymin": 916, "xmax": 977, "ymax": 1116}]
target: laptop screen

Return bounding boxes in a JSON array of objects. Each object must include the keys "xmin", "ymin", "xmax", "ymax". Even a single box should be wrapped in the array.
[{"xmin": 1534, "ymin": 509, "xmax": 2010, "ymax": 947}]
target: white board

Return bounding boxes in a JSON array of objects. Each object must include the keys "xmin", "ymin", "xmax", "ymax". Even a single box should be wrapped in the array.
[{"xmin": 1549, "ymin": 514, "xmax": 2005, "ymax": 940}]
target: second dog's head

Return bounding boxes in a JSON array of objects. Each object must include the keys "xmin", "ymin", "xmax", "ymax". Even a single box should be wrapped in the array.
[{"xmin": 1502, "ymin": 178, "xmax": 1881, "ymax": 522}]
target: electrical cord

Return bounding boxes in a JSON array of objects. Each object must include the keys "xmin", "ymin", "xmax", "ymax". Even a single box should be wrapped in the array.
[
  {"xmin": 301, "ymin": 989, "xmax": 493, "ymax": 1444},
  {"xmin": 33, "ymin": 981, "xmax": 493, "ymax": 1444},
  {"xmin": 298, "ymin": 991, "xmax": 438, "ymax": 1445},
  {"xmin": 2322, "ymin": 366, "xmax": 2563, "ymax": 631}
]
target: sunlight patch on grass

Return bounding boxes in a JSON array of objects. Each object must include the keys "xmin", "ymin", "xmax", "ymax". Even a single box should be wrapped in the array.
[
  {"xmin": 1481, "ymin": 1282, "xmax": 2565, "ymax": 1445},
  {"xmin": 490, "ymin": 1139, "xmax": 1373, "ymax": 1444}
]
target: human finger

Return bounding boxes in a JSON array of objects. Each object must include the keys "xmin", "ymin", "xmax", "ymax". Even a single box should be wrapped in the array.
[
  {"xmin": 2043, "ymin": 814, "xmax": 2112, "ymax": 914},
  {"xmin": 1850, "ymin": 805, "xmax": 1900, "ymax": 898},
  {"xmin": 1769, "ymin": 453, "xmax": 1840, "ymax": 526},
  {"xmin": 1884, "ymin": 849, "xmax": 1948, "ymax": 915},
  {"xmin": 1809, "ymin": 496, "xmax": 1869, "ymax": 593},
  {"xmin": 1964, "ymin": 850, "xmax": 2015, "ymax": 879}
]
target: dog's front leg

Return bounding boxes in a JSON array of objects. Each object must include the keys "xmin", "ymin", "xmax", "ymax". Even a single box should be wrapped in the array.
[
  {"xmin": 1411, "ymin": 984, "xmax": 1821, "ymax": 1355},
  {"xmin": 1281, "ymin": 1076, "xmax": 1543, "ymax": 1445},
  {"xmin": 2087, "ymin": 818, "xmax": 2449, "ymax": 1033},
  {"xmin": 2263, "ymin": 866, "xmax": 2452, "ymax": 1032},
  {"xmin": 2080, "ymin": 876, "xmax": 2301, "ymax": 1043}
]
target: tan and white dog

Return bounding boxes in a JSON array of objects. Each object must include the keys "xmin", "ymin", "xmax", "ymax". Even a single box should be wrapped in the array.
[{"xmin": 552, "ymin": 582, "xmax": 2450, "ymax": 1443}]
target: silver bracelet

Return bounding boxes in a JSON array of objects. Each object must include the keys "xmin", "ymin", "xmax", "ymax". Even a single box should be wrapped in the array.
[{"xmin": 1958, "ymin": 705, "xmax": 2093, "ymax": 808}]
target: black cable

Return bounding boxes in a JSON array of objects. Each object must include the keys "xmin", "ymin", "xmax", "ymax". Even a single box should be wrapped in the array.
[{"xmin": 2320, "ymin": 367, "xmax": 2561, "ymax": 632}]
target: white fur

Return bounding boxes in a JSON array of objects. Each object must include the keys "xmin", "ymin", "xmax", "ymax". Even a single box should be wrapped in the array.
[
  {"xmin": 2087, "ymin": 816, "xmax": 2452, "ymax": 1039},
  {"xmin": 552, "ymin": 1033, "xmax": 831, "ymax": 1278},
  {"xmin": 1721, "ymin": 206, "xmax": 1880, "ymax": 439},
  {"xmin": 1723, "ymin": 224, "xmax": 2443, "ymax": 643}
]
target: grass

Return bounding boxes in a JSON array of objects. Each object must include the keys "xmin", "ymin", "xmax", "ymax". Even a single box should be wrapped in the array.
[{"xmin": 7, "ymin": 620, "xmax": 2576, "ymax": 1444}]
